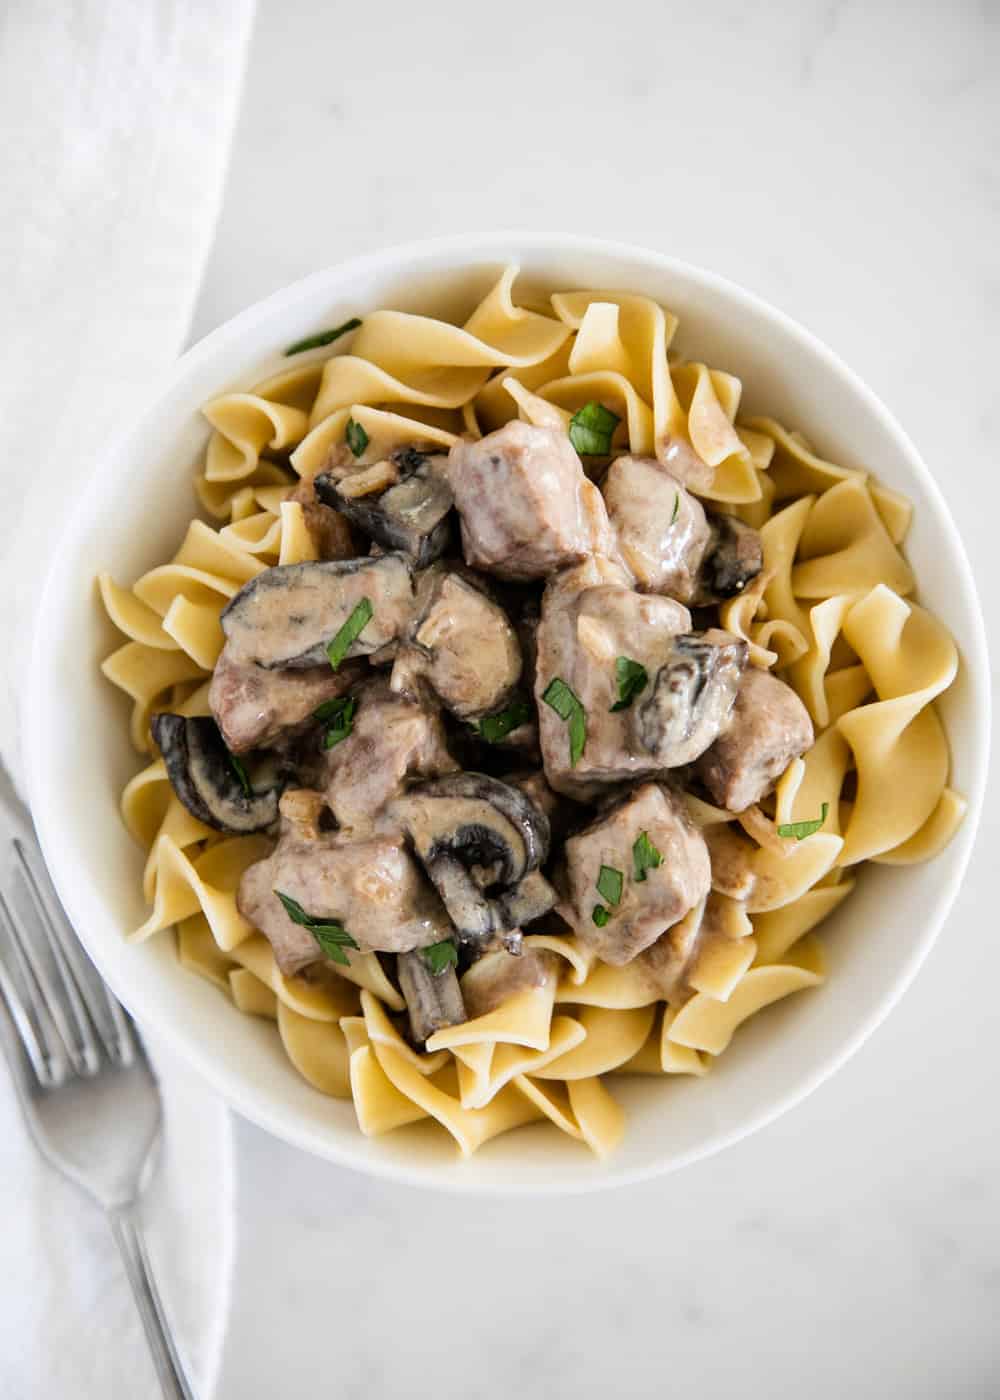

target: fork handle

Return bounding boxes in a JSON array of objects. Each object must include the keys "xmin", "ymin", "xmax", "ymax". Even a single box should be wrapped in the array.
[{"xmin": 109, "ymin": 1205, "xmax": 196, "ymax": 1400}]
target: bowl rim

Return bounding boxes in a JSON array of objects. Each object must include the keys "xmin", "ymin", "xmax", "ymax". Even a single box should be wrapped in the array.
[{"xmin": 23, "ymin": 232, "xmax": 992, "ymax": 1195}]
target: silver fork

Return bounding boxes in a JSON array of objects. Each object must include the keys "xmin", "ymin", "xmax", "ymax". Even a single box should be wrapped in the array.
[{"xmin": 0, "ymin": 768, "xmax": 195, "ymax": 1399}]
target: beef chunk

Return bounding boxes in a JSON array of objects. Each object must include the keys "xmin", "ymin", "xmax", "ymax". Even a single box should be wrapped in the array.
[
  {"xmin": 447, "ymin": 420, "xmax": 611, "ymax": 580},
  {"xmin": 562, "ymin": 783, "xmax": 711, "ymax": 965},
  {"xmin": 695, "ymin": 667, "xmax": 814, "ymax": 812}
]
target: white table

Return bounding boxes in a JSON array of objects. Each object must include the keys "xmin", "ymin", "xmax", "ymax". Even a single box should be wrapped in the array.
[{"xmin": 199, "ymin": 2, "xmax": 997, "ymax": 1395}]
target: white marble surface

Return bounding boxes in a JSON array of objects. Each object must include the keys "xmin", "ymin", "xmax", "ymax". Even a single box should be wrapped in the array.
[{"xmin": 201, "ymin": 1, "xmax": 996, "ymax": 1395}]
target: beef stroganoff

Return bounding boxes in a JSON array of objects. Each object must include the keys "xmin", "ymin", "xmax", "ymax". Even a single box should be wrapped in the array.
[{"xmin": 99, "ymin": 268, "xmax": 964, "ymax": 1158}]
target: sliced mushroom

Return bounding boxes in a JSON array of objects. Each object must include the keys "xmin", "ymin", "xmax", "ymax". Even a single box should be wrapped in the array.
[
  {"xmin": 634, "ymin": 630, "xmax": 748, "ymax": 767},
  {"xmin": 220, "ymin": 555, "xmax": 415, "ymax": 669},
  {"xmin": 390, "ymin": 772, "xmax": 555, "ymax": 947},
  {"xmin": 694, "ymin": 515, "xmax": 763, "ymax": 603},
  {"xmin": 150, "ymin": 714, "xmax": 279, "ymax": 833},
  {"xmin": 397, "ymin": 948, "xmax": 466, "ymax": 1044},
  {"xmin": 390, "ymin": 569, "xmax": 522, "ymax": 720},
  {"xmin": 314, "ymin": 446, "xmax": 453, "ymax": 567}
]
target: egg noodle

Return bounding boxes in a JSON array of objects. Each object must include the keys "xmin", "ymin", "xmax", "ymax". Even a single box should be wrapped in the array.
[{"xmin": 99, "ymin": 267, "xmax": 963, "ymax": 1158}]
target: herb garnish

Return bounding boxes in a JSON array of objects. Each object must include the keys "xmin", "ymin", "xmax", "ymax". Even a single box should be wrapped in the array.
[
  {"xmin": 597, "ymin": 865, "xmax": 624, "ymax": 907},
  {"xmin": 314, "ymin": 696, "xmax": 357, "ymax": 749},
  {"xmin": 610, "ymin": 656, "xmax": 649, "ymax": 712},
  {"xmin": 284, "ymin": 317, "xmax": 362, "ymax": 356},
  {"xmin": 227, "ymin": 750, "xmax": 252, "ymax": 798},
  {"xmin": 421, "ymin": 939, "xmax": 459, "ymax": 975},
  {"xmin": 542, "ymin": 677, "xmax": 586, "ymax": 767},
  {"xmin": 346, "ymin": 417, "xmax": 369, "ymax": 458},
  {"xmin": 477, "ymin": 696, "xmax": 532, "ymax": 744},
  {"xmin": 326, "ymin": 597, "xmax": 373, "ymax": 670},
  {"xmin": 777, "ymin": 802, "xmax": 829, "ymax": 841},
  {"xmin": 592, "ymin": 904, "xmax": 611, "ymax": 928},
  {"xmin": 274, "ymin": 890, "xmax": 359, "ymax": 965},
  {"xmin": 633, "ymin": 831, "xmax": 662, "ymax": 882},
  {"xmin": 568, "ymin": 401, "xmax": 620, "ymax": 456},
  {"xmin": 670, "ymin": 492, "xmax": 679, "ymax": 524}
]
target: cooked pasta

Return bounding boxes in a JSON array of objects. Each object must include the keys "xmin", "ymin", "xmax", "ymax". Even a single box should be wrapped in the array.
[{"xmin": 99, "ymin": 266, "xmax": 962, "ymax": 1160}]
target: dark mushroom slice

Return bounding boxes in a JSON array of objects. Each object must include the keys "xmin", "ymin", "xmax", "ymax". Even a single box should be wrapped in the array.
[
  {"xmin": 694, "ymin": 515, "xmax": 763, "ymax": 604},
  {"xmin": 219, "ymin": 554, "xmax": 415, "ymax": 669},
  {"xmin": 314, "ymin": 446, "xmax": 454, "ymax": 567},
  {"xmin": 150, "ymin": 714, "xmax": 279, "ymax": 834},
  {"xmin": 397, "ymin": 948, "xmax": 466, "ymax": 1044},
  {"xmin": 634, "ymin": 630, "xmax": 748, "ymax": 767},
  {"xmin": 389, "ymin": 772, "xmax": 555, "ymax": 948},
  {"xmin": 390, "ymin": 570, "xmax": 522, "ymax": 720}
]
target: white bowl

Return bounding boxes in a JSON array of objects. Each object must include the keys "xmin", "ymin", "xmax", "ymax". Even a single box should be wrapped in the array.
[{"xmin": 24, "ymin": 234, "xmax": 990, "ymax": 1194}]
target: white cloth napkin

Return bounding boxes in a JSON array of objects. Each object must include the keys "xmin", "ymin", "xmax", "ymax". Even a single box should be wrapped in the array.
[{"xmin": 0, "ymin": 1, "xmax": 255, "ymax": 1394}]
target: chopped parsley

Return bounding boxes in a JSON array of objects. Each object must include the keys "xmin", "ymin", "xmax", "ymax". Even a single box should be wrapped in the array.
[
  {"xmin": 226, "ymin": 750, "xmax": 252, "ymax": 798},
  {"xmin": 314, "ymin": 696, "xmax": 357, "ymax": 749},
  {"xmin": 592, "ymin": 904, "xmax": 611, "ymax": 928},
  {"xmin": 284, "ymin": 317, "xmax": 362, "ymax": 356},
  {"xmin": 274, "ymin": 890, "xmax": 359, "ymax": 966},
  {"xmin": 476, "ymin": 696, "xmax": 532, "ymax": 744},
  {"xmin": 568, "ymin": 401, "xmax": 620, "ymax": 456},
  {"xmin": 421, "ymin": 939, "xmax": 459, "ymax": 976},
  {"xmin": 671, "ymin": 492, "xmax": 679, "ymax": 524},
  {"xmin": 346, "ymin": 417, "xmax": 369, "ymax": 458},
  {"xmin": 596, "ymin": 864, "xmax": 624, "ymax": 906},
  {"xmin": 326, "ymin": 597, "xmax": 373, "ymax": 670},
  {"xmin": 632, "ymin": 831, "xmax": 663, "ymax": 883},
  {"xmin": 610, "ymin": 656, "xmax": 649, "ymax": 712},
  {"xmin": 777, "ymin": 802, "xmax": 829, "ymax": 841},
  {"xmin": 542, "ymin": 677, "xmax": 586, "ymax": 767}
]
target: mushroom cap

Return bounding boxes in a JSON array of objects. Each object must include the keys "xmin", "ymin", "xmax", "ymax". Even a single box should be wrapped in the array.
[
  {"xmin": 150, "ymin": 713, "xmax": 279, "ymax": 834},
  {"xmin": 314, "ymin": 447, "xmax": 454, "ymax": 567},
  {"xmin": 219, "ymin": 555, "xmax": 415, "ymax": 669}
]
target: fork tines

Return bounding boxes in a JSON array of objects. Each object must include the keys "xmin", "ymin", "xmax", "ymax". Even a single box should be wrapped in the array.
[{"xmin": 0, "ymin": 837, "xmax": 135, "ymax": 1086}]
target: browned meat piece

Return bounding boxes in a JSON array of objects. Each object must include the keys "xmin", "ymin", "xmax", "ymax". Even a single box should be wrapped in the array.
[
  {"xmin": 633, "ymin": 906, "xmax": 704, "ymax": 1004},
  {"xmin": 533, "ymin": 559, "xmax": 692, "ymax": 798},
  {"xmin": 390, "ymin": 569, "xmax": 522, "ymax": 719},
  {"xmin": 461, "ymin": 946, "xmax": 559, "ymax": 1019},
  {"xmin": 696, "ymin": 667, "xmax": 814, "ymax": 812},
  {"xmin": 209, "ymin": 643, "xmax": 365, "ymax": 753},
  {"xmin": 288, "ymin": 477, "xmax": 356, "ymax": 559},
  {"xmin": 237, "ymin": 789, "xmax": 450, "ymax": 975},
  {"xmin": 320, "ymin": 677, "xmax": 457, "ymax": 836},
  {"xmin": 562, "ymin": 783, "xmax": 711, "ymax": 965},
  {"xmin": 634, "ymin": 630, "xmax": 748, "ymax": 767},
  {"xmin": 659, "ymin": 436, "xmax": 715, "ymax": 493},
  {"xmin": 220, "ymin": 555, "xmax": 415, "ymax": 669},
  {"xmin": 447, "ymin": 420, "xmax": 612, "ymax": 580},
  {"xmin": 602, "ymin": 456, "xmax": 712, "ymax": 601}
]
